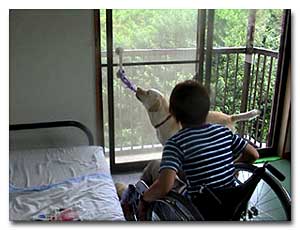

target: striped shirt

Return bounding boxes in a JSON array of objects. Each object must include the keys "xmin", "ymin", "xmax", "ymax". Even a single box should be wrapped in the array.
[{"xmin": 159, "ymin": 123, "xmax": 248, "ymax": 194}]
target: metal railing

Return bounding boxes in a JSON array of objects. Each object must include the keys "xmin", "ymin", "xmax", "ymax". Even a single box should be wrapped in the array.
[
  {"xmin": 101, "ymin": 47, "xmax": 278, "ymax": 157},
  {"xmin": 210, "ymin": 47, "xmax": 278, "ymax": 147}
]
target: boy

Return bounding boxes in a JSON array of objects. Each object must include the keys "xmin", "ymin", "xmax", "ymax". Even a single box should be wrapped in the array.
[{"xmin": 139, "ymin": 80, "xmax": 259, "ymax": 219}]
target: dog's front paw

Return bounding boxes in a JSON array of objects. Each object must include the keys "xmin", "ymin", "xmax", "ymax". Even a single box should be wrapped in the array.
[
  {"xmin": 115, "ymin": 182, "xmax": 127, "ymax": 200},
  {"xmin": 251, "ymin": 109, "xmax": 261, "ymax": 117}
]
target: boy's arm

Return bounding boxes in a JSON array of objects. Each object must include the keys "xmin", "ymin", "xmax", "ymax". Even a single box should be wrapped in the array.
[
  {"xmin": 142, "ymin": 168, "xmax": 176, "ymax": 202},
  {"xmin": 234, "ymin": 143, "xmax": 259, "ymax": 164}
]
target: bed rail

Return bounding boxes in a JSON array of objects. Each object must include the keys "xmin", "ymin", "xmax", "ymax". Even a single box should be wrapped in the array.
[{"xmin": 9, "ymin": 120, "xmax": 94, "ymax": 146}]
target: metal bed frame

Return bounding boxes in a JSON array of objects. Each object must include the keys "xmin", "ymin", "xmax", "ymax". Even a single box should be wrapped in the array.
[{"xmin": 9, "ymin": 120, "xmax": 94, "ymax": 146}]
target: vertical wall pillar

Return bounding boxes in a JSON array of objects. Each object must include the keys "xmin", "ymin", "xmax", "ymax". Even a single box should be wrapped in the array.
[
  {"xmin": 205, "ymin": 9, "xmax": 215, "ymax": 93},
  {"xmin": 106, "ymin": 9, "xmax": 116, "ymax": 169},
  {"xmin": 195, "ymin": 9, "xmax": 206, "ymax": 84},
  {"xmin": 239, "ymin": 9, "xmax": 256, "ymax": 134},
  {"xmin": 270, "ymin": 9, "xmax": 291, "ymax": 153},
  {"xmin": 94, "ymin": 10, "xmax": 105, "ymax": 147}
]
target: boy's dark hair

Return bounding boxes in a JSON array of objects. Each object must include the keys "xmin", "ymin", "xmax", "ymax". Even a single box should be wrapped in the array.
[{"xmin": 169, "ymin": 80, "xmax": 210, "ymax": 125}]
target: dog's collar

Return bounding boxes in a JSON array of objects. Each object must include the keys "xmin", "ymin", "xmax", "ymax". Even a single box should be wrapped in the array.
[{"xmin": 154, "ymin": 114, "xmax": 172, "ymax": 129}]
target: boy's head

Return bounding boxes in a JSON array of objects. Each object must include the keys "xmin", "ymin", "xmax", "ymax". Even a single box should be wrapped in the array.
[{"xmin": 169, "ymin": 80, "xmax": 210, "ymax": 126}]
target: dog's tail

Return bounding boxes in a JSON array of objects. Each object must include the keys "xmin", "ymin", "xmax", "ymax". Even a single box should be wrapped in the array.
[{"xmin": 230, "ymin": 109, "xmax": 261, "ymax": 123}]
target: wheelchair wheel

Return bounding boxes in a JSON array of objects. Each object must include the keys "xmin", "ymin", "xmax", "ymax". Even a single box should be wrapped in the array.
[
  {"xmin": 234, "ymin": 163, "xmax": 291, "ymax": 221},
  {"xmin": 146, "ymin": 191, "xmax": 204, "ymax": 221}
]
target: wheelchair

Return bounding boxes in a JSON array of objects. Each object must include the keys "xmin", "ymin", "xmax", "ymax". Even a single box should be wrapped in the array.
[{"xmin": 122, "ymin": 162, "xmax": 291, "ymax": 221}]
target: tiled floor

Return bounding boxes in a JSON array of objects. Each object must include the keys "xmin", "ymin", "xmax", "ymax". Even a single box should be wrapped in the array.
[
  {"xmin": 112, "ymin": 171, "xmax": 142, "ymax": 185},
  {"xmin": 267, "ymin": 159, "xmax": 291, "ymax": 194}
]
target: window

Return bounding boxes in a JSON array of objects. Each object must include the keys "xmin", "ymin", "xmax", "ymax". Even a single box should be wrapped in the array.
[{"xmin": 97, "ymin": 9, "xmax": 288, "ymax": 172}]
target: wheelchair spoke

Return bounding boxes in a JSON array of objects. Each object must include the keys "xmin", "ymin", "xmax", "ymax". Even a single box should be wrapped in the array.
[
  {"xmin": 235, "ymin": 163, "xmax": 291, "ymax": 221},
  {"xmin": 253, "ymin": 206, "xmax": 286, "ymax": 220},
  {"xmin": 254, "ymin": 196, "xmax": 282, "ymax": 207},
  {"xmin": 253, "ymin": 183, "xmax": 272, "ymax": 206},
  {"xmin": 256, "ymin": 181, "xmax": 265, "ymax": 203},
  {"xmin": 243, "ymin": 202, "xmax": 286, "ymax": 221},
  {"xmin": 140, "ymin": 163, "xmax": 290, "ymax": 221}
]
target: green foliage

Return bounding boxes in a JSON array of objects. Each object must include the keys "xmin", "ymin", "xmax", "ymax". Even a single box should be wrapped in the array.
[
  {"xmin": 255, "ymin": 10, "xmax": 283, "ymax": 49},
  {"xmin": 100, "ymin": 9, "xmax": 283, "ymax": 151},
  {"xmin": 101, "ymin": 9, "xmax": 282, "ymax": 50},
  {"xmin": 101, "ymin": 9, "xmax": 197, "ymax": 50},
  {"xmin": 214, "ymin": 9, "xmax": 248, "ymax": 47}
]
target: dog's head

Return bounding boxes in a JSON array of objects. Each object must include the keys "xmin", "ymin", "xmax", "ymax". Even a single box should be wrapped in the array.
[{"xmin": 135, "ymin": 87, "xmax": 165, "ymax": 112}]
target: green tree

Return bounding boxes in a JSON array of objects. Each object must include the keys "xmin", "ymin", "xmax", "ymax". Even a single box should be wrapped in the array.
[{"xmin": 100, "ymin": 9, "xmax": 283, "ymax": 150}]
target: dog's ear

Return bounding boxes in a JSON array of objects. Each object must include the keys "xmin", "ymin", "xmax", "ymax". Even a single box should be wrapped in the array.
[{"xmin": 148, "ymin": 99, "xmax": 160, "ymax": 112}]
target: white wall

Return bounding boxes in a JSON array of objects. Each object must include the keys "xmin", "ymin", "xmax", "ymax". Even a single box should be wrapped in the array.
[{"xmin": 9, "ymin": 9, "xmax": 98, "ymax": 148}]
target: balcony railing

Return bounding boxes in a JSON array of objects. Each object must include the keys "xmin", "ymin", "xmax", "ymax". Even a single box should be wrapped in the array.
[{"xmin": 101, "ymin": 47, "xmax": 278, "ymax": 161}]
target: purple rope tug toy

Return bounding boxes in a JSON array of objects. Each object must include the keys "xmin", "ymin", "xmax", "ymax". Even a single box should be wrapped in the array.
[
  {"xmin": 116, "ymin": 69, "xmax": 137, "ymax": 93},
  {"xmin": 115, "ymin": 47, "xmax": 137, "ymax": 93}
]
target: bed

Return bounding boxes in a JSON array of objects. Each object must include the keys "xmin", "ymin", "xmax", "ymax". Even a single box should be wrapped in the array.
[{"xmin": 9, "ymin": 121, "xmax": 125, "ymax": 221}]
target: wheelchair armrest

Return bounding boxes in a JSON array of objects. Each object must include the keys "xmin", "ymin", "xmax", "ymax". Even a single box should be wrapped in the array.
[{"xmin": 135, "ymin": 180, "xmax": 149, "ymax": 195}]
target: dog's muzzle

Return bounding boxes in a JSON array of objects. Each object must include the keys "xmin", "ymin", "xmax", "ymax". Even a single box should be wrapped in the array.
[{"xmin": 135, "ymin": 87, "xmax": 146, "ymax": 102}]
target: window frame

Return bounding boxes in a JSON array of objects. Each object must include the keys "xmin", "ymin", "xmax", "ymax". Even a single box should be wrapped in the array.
[{"xmin": 95, "ymin": 9, "xmax": 291, "ymax": 173}]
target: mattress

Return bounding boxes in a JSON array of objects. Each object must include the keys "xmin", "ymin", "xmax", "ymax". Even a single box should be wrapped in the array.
[{"xmin": 9, "ymin": 146, "xmax": 125, "ymax": 221}]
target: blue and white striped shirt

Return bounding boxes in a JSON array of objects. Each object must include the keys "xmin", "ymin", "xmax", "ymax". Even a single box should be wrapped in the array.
[{"xmin": 159, "ymin": 123, "xmax": 248, "ymax": 194}]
